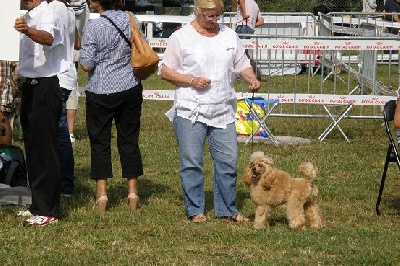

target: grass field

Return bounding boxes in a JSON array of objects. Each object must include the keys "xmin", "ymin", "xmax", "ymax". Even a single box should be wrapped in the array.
[{"xmin": 0, "ymin": 73, "xmax": 400, "ymax": 265}]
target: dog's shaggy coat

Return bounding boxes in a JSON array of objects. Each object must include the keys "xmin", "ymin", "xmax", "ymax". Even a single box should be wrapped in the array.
[{"xmin": 242, "ymin": 151, "xmax": 324, "ymax": 229}]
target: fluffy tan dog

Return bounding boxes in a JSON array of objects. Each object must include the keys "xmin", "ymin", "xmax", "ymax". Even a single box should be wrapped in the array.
[{"xmin": 242, "ymin": 151, "xmax": 324, "ymax": 230}]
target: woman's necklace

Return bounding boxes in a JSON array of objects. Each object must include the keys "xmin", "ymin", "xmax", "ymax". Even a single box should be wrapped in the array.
[{"xmin": 192, "ymin": 21, "xmax": 218, "ymax": 36}]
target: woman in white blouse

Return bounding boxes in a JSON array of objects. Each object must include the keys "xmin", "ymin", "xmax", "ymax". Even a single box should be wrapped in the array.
[{"xmin": 161, "ymin": 0, "xmax": 260, "ymax": 223}]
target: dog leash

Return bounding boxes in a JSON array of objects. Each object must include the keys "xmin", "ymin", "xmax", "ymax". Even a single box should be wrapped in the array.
[{"xmin": 249, "ymin": 90, "xmax": 255, "ymax": 153}]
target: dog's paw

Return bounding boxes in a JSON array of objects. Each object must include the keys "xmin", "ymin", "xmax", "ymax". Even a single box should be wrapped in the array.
[
  {"xmin": 308, "ymin": 218, "xmax": 325, "ymax": 229},
  {"xmin": 253, "ymin": 223, "xmax": 267, "ymax": 230}
]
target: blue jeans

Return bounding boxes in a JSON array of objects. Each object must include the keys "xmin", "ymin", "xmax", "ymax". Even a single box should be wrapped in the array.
[
  {"xmin": 173, "ymin": 116, "xmax": 239, "ymax": 218},
  {"xmin": 59, "ymin": 88, "xmax": 75, "ymax": 194}
]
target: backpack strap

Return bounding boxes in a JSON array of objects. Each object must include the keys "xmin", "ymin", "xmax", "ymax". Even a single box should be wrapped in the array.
[{"xmin": 4, "ymin": 161, "xmax": 19, "ymax": 186}]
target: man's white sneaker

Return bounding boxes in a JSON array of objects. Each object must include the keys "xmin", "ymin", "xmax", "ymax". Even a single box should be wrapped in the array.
[
  {"xmin": 17, "ymin": 210, "xmax": 32, "ymax": 217},
  {"xmin": 24, "ymin": 215, "xmax": 58, "ymax": 227},
  {"xmin": 70, "ymin": 134, "xmax": 76, "ymax": 143}
]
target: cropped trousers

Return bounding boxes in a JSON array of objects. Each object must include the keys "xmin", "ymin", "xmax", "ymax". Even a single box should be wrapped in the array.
[{"xmin": 85, "ymin": 85, "xmax": 144, "ymax": 180}]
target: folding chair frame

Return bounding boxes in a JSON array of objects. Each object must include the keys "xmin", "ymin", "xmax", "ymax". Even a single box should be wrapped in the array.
[
  {"xmin": 243, "ymin": 98, "xmax": 279, "ymax": 146},
  {"xmin": 318, "ymin": 86, "xmax": 360, "ymax": 142},
  {"xmin": 376, "ymin": 100, "xmax": 400, "ymax": 215},
  {"xmin": 317, "ymin": 104, "xmax": 353, "ymax": 142}
]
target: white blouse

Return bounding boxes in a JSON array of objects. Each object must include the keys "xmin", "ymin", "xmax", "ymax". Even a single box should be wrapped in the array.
[{"xmin": 163, "ymin": 23, "xmax": 250, "ymax": 129}]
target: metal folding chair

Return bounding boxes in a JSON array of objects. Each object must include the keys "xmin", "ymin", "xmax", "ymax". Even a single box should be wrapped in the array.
[
  {"xmin": 243, "ymin": 98, "xmax": 279, "ymax": 146},
  {"xmin": 376, "ymin": 100, "xmax": 400, "ymax": 215}
]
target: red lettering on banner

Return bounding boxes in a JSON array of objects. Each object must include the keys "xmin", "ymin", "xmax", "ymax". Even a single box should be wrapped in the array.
[
  {"xmin": 303, "ymin": 45, "xmax": 329, "ymax": 50},
  {"xmin": 367, "ymin": 45, "xmax": 393, "ymax": 50},
  {"xmin": 329, "ymin": 99, "xmax": 356, "ymax": 104},
  {"xmin": 298, "ymin": 98, "xmax": 325, "ymax": 103},
  {"xmin": 279, "ymin": 98, "xmax": 294, "ymax": 103},
  {"xmin": 334, "ymin": 45, "xmax": 362, "ymax": 50},
  {"xmin": 154, "ymin": 92, "xmax": 171, "ymax": 99},
  {"xmin": 249, "ymin": 41, "xmax": 268, "ymax": 49},
  {"xmin": 272, "ymin": 44, "xmax": 299, "ymax": 49},
  {"xmin": 244, "ymin": 44, "xmax": 255, "ymax": 49},
  {"xmin": 144, "ymin": 92, "xmax": 173, "ymax": 100},
  {"xmin": 361, "ymin": 99, "xmax": 387, "ymax": 105}
]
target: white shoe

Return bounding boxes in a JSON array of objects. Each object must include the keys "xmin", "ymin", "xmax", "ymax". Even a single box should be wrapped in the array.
[
  {"xmin": 17, "ymin": 210, "xmax": 32, "ymax": 217},
  {"xmin": 24, "ymin": 215, "xmax": 58, "ymax": 227},
  {"xmin": 70, "ymin": 134, "xmax": 76, "ymax": 143}
]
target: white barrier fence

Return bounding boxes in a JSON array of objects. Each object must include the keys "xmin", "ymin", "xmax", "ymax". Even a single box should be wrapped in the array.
[
  {"xmin": 143, "ymin": 90, "xmax": 394, "ymax": 107},
  {"xmin": 83, "ymin": 12, "xmax": 400, "ymax": 141}
]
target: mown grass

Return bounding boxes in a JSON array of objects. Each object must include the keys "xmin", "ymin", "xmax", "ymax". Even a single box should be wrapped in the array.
[{"xmin": 0, "ymin": 72, "xmax": 400, "ymax": 265}]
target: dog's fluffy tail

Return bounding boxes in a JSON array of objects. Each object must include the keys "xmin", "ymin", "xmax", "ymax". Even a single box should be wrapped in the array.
[{"xmin": 298, "ymin": 162, "xmax": 317, "ymax": 183}]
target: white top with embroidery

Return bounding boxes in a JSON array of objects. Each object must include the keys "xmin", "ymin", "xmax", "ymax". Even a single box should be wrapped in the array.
[{"xmin": 163, "ymin": 23, "xmax": 250, "ymax": 129}]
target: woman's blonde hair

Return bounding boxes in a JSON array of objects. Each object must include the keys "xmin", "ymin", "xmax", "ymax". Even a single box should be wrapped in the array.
[{"xmin": 195, "ymin": 0, "xmax": 224, "ymax": 10}]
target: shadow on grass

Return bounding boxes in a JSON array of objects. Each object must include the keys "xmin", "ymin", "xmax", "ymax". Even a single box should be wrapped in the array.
[
  {"xmin": 202, "ymin": 189, "xmax": 251, "ymax": 216},
  {"xmin": 60, "ymin": 176, "xmax": 170, "ymax": 217},
  {"xmin": 107, "ymin": 178, "xmax": 170, "ymax": 209},
  {"xmin": 383, "ymin": 196, "xmax": 400, "ymax": 216}
]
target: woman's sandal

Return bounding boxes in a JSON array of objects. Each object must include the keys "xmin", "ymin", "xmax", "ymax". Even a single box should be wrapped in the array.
[
  {"xmin": 128, "ymin": 192, "xmax": 140, "ymax": 210},
  {"xmin": 93, "ymin": 194, "xmax": 108, "ymax": 213},
  {"xmin": 224, "ymin": 214, "xmax": 250, "ymax": 223},
  {"xmin": 190, "ymin": 214, "xmax": 207, "ymax": 223}
]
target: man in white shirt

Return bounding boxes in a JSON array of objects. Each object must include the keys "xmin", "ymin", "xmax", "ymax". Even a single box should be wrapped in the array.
[{"xmin": 14, "ymin": 0, "xmax": 66, "ymax": 226}]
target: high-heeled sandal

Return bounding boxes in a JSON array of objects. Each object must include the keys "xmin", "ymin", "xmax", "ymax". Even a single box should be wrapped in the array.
[
  {"xmin": 93, "ymin": 194, "xmax": 108, "ymax": 213},
  {"xmin": 128, "ymin": 192, "xmax": 140, "ymax": 210}
]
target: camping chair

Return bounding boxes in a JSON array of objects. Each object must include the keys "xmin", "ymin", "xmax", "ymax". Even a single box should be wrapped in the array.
[
  {"xmin": 376, "ymin": 100, "xmax": 400, "ymax": 215},
  {"xmin": 243, "ymin": 98, "xmax": 279, "ymax": 146}
]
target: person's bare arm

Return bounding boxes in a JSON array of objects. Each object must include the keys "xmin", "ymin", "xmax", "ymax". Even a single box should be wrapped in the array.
[
  {"xmin": 238, "ymin": 0, "xmax": 249, "ymax": 20},
  {"xmin": 394, "ymin": 101, "xmax": 400, "ymax": 128},
  {"xmin": 80, "ymin": 65, "xmax": 92, "ymax": 72},
  {"xmin": 14, "ymin": 16, "xmax": 54, "ymax": 46},
  {"xmin": 393, "ymin": 14, "xmax": 400, "ymax": 22},
  {"xmin": 255, "ymin": 15, "xmax": 264, "ymax": 27},
  {"xmin": 239, "ymin": 66, "xmax": 260, "ymax": 91},
  {"xmin": 74, "ymin": 26, "xmax": 81, "ymax": 50}
]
